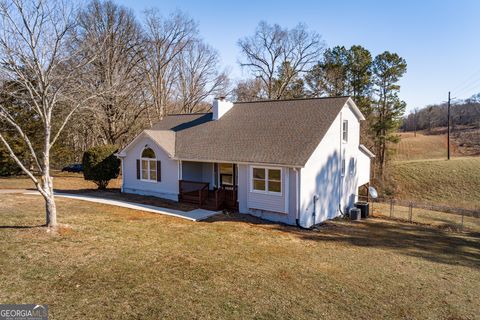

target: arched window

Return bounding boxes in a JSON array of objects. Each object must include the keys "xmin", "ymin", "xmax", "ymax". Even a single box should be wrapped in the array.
[
  {"xmin": 142, "ymin": 147, "xmax": 155, "ymax": 159},
  {"xmin": 141, "ymin": 147, "xmax": 157, "ymax": 181}
]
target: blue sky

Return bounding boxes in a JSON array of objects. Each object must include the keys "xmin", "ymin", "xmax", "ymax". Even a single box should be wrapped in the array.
[{"xmin": 117, "ymin": 0, "xmax": 480, "ymax": 113}]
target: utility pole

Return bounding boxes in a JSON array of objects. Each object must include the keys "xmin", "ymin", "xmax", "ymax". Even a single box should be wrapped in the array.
[{"xmin": 447, "ymin": 91, "xmax": 451, "ymax": 160}]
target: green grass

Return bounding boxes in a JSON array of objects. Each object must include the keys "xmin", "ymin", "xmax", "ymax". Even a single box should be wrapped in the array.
[
  {"xmin": 392, "ymin": 157, "xmax": 480, "ymax": 209},
  {"xmin": 0, "ymin": 192, "xmax": 479, "ymax": 319}
]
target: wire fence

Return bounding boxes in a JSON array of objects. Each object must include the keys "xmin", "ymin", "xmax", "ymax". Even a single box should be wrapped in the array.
[{"xmin": 358, "ymin": 196, "xmax": 480, "ymax": 232}]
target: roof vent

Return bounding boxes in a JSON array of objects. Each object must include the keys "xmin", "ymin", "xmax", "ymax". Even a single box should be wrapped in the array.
[{"xmin": 212, "ymin": 97, "xmax": 233, "ymax": 120}]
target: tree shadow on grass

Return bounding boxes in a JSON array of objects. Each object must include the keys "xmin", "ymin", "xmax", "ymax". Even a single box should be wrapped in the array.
[
  {"xmin": 206, "ymin": 213, "xmax": 480, "ymax": 269},
  {"xmin": 0, "ymin": 224, "xmax": 45, "ymax": 229}
]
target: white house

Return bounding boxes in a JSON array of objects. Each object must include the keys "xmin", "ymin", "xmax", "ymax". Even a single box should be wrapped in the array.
[{"xmin": 116, "ymin": 97, "xmax": 374, "ymax": 228}]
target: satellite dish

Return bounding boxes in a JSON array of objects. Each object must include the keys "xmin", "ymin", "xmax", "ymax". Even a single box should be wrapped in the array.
[{"xmin": 368, "ymin": 186, "xmax": 378, "ymax": 199}]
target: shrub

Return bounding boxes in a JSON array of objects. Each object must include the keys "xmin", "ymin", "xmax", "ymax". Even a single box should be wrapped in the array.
[
  {"xmin": 82, "ymin": 145, "xmax": 120, "ymax": 189},
  {"xmin": 0, "ymin": 140, "xmax": 26, "ymax": 176}
]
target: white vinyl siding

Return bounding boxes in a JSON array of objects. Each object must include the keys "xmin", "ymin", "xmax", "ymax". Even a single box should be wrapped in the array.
[
  {"xmin": 122, "ymin": 136, "xmax": 178, "ymax": 201},
  {"xmin": 300, "ymin": 102, "xmax": 364, "ymax": 227}
]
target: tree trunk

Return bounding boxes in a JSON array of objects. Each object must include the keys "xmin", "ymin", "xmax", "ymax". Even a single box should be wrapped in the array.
[
  {"xmin": 43, "ymin": 123, "xmax": 57, "ymax": 228},
  {"xmin": 45, "ymin": 193, "xmax": 57, "ymax": 227},
  {"xmin": 42, "ymin": 173, "xmax": 57, "ymax": 227}
]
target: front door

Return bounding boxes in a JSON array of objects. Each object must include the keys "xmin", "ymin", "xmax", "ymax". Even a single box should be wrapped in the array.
[{"xmin": 218, "ymin": 163, "xmax": 238, "ymax": 209}]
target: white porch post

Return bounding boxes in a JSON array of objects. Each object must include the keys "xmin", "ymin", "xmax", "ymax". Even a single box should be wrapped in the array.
[
  {"xmin": 120, "ymin": 158, "xmax": 125, "ymax": 193},
  {"xmin": 178, "ymin": 160, "xmax": 183, "ymax": 180}
]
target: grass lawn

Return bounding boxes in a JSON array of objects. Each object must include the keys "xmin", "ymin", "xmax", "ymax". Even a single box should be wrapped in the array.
[
  {"xmin": 0, "ymin": 192, "xmax": 479, "ymax": 319},
  {"xmin": 393, "ymin": 132, "xmax": 453, "ymax": 161},
  {"xmin": 371, "ymin": 202, "xmax": 480, "ymax": 232},
  {"xmin": 392, "ymin": 157, "xmax": 480, "ymax": 210},
  {"xmin": 0, "ymin": 171, "xmax": 122, "ymax": 190}
]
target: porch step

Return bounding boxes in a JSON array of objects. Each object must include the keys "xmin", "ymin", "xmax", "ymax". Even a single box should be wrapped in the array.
[
  {"xmin": 179, "ymin": 197, "xmax": 222, "ymax": 210},
  {"xmin": 201, "ymin": 199, "xmax": 222, "ymax": 211}
]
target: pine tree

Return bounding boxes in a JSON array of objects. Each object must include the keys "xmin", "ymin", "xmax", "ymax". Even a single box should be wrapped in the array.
[{"xmin": 371, "ymin": 52, "xmax": 407, "ymax": 177}]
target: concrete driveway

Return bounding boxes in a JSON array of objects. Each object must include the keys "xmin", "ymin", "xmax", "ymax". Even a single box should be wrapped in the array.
[{"xmin": 2, "ymin": 189, "xmax": 220, "ymax": 222}]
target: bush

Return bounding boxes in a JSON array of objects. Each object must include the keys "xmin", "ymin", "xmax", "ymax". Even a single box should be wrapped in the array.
[
  {"xmin": 0, "ymin": 140, "xmax": 26, "ymax": 176},
  {"xmin": 82, "ymin": 145, "xmax": 120, "ymax": 189}
]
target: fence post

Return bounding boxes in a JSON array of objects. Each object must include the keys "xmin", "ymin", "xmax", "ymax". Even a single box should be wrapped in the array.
[
  {"xmin": 409, "ymin": 203, "xmax": 413, "ymax": 223},
  {"xmin": 390, "ymin": 198, "xmax": 394, "ymax": 218}
]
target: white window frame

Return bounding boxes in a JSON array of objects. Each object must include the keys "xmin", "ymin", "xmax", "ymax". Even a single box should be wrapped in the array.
[
  {"xmin": 140, "ymin": 147, "xmax": 157, "ymax": 183},
  {"xmin": 350, "ymin": 157, "xmax": 356, "ymax": 176},
  {"xmin": 250, "ymin": 166, "xmax": 283, "ymax": 196},
  {"xmin": 342, "ymin": 120, "xmax": 348, "ymax": 143}
]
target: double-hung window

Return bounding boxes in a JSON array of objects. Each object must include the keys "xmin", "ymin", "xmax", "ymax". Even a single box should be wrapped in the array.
[
  {"xmin": 141, "ymin": 147, "xmax": 157, "ymax": 181},
  {"xmin": 342, "ymin": 120, "xmax": 348, "ymax": 143},
  {"xmin": 252, "ymin": 167, "xmax": 282, "ymax": 194}
]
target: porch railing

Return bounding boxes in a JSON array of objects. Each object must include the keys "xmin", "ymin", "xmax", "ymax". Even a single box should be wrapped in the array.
[
  {"xmin": 214, "ymin": 187, "xmax": 225, "ymax": 209},
  {"xmin": 223, "ymin": 185, "xmax": 237, "ymax": 209},
  {"xmin": 179, "ymin": 180, "xmax": 238, "ymax": 210},
  {"xmin": 179, "ymin": 180, "xmax": 209, "ymax": 205}
]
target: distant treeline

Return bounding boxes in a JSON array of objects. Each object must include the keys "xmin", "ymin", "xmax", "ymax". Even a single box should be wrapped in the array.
[{"xmin": 402, "ymin": 94, "xmax": 480, "ymax": 132}]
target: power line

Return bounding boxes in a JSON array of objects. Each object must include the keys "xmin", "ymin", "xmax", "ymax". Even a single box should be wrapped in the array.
[
  {"xmin": 451, "ymin": 68, "xmax": 480, "ymax": 93},
  {"xmin": 452, "ymin": 77, "xmax": 480, "ymax": 98}
]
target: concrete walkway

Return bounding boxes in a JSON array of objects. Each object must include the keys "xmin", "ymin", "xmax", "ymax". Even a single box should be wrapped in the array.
[{"xmin": 5, "ymin": 189, "xmax": 220, "ymax": 222}]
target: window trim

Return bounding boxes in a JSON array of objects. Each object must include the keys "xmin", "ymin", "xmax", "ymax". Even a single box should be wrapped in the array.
[
  {"xmin": 349, "ymin": 157, "xmax": 355, "ymax": 176},
  {"xmin": 140, "ymin": 147, "xmax": 157, "ymax": 183},
  {"xmin": 250, "ymin": 166, "xmax": 283, "ymax": 196},
  {"xmin": 342, "ymin": 119, "xmax": 348, "ymax": 143}
]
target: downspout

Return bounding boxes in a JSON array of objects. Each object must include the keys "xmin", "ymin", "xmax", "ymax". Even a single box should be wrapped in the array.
[
  {"xmin": 294, "ymin": 168, "xmax": 311, "ymax": 230},
  {"xmin": 338, "ymin": 111, "xmax": 344, "ymax": 216}
]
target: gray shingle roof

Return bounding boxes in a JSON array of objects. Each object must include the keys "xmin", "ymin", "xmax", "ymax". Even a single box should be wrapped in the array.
[
  {"xmin": 145, "ymin": 97, "xmax": 350, "ymax": 167},
  {"xmin": 144, "ymin": 130, "xmax": 176, "ymax": 157}
]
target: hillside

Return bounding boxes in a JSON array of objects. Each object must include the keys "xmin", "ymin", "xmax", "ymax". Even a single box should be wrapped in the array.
[
  {"xmin": 391, "ymin": 157, "xmax": 480, "ymax": 209},
  {"xmin": 389, "ymin": 129, "xmax": 480, "ymax": 209},
  {"xmin": 393, "ymin": 127, "xmax": 480, "ymax": 161},
  {"xmin": 392, "ymin": 132, "xmax": 452, "ymax": 161}
]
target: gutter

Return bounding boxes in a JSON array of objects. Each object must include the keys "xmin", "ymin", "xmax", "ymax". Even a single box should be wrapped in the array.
[
  {"xmin": 172, "ymin": 157, "xmax": 304, "ymax": 169},
  {"xmin": 338, "ymin": 111, "xmax": 344, "ymax": 217}
]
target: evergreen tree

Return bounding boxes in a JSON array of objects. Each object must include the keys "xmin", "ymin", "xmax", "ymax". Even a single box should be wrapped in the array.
[
  {"xmin": 306, "ymin": 46, "xmax": 349, "ymax": 97},
  {"xmin": 371, "ymin": 51, "xmax": 407, "ymax": 177},
  {"xmin": 347, "ymin": 45, "xmax": 373, "ymax": 117}
]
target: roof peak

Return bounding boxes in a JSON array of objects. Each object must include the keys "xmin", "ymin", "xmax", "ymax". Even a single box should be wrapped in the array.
[
  {"xmin": 233, "ymin": 96, "xmax": 350, "ymax": 105},
  {"xmin": 165, "ymin": 112, "xmax": 211, "ymax": 117}
]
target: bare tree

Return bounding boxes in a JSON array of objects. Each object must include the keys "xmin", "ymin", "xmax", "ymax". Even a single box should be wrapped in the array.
[
  {"xmin": 238, "ymin": 21, "xmax": 323, "ymax": 99},
  {"xmin": 142, "ymin": 9, "xmax": 197, "ymax": 122},
  {"xmin": 175, "ymin": 40, "xmax": 229, "ymax": 114},
  {"xmin": 233, "ymin": 78, "xmax": 264, "ymax": 102},
  {"xmin": 0, "ymin": 0, "xmax": 97, "ymax": 227},
  {"xmin": 75, "ymin": 0, "xmax": 146, "ymax": 146}
]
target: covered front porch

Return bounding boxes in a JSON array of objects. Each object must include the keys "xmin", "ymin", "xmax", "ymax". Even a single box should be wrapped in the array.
[{"xmin": 178, "ymin": 161, "xmax": 238, "ymax": 211}]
